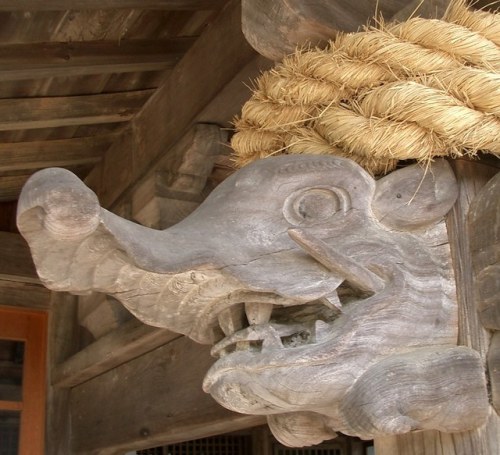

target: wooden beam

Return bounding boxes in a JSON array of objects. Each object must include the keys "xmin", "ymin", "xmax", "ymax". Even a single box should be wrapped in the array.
[
  {"xmin": 0, "ymin": 280, "xmax": 51, "ymax": 309},
  {"xmin": 0, "ymin": 39, "xmax": 195, "ymax": 81},
  {"xmin": 0, "ymin": 232, "xmax": 39, "ymax": 284},
  {"xmin": 0, "ymin": 90, "xmax": 153, "ymax": 131},
  {"xmin": 86, "ymin": 0, "xmax": 263, "ymax": 208},
  {"xmin": 241, "ymin": 0, "xmax": 413, "ymax": 61},
  {"xmin": 0, "ymin": 175, "xmax": 31, "ymax": 202},
  {"xmin": 0, "ymin": 135, "xmax": 114, "ymax": 172},
  {"xmin": 0, "ymin": 0, "xmax": 225, "ymax": 10},
  {"xmin": 70, "ymin": 336, "xmax": 265, "ymax": 453},
  {"xmin": 132, "ymin": 124, "xmax": 227, "ymax": 228},
  {"xmin": 53, "ymin": 318, "xmax": 180, "ymax": 388}
]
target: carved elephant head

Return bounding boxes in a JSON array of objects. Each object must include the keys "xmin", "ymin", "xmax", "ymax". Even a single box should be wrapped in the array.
[{"xmin": 17, "ymin": 155, "xmax": 489, "ymax": 445}]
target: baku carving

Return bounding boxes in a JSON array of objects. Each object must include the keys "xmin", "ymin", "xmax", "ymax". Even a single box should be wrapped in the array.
[{"xmin": 17, "ymin": 155, "xmax": 489, "ymax": 446}]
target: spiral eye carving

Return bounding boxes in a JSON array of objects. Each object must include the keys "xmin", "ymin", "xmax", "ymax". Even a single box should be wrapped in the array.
[{"xmin": 283, "ymin": 186, "xmax": 349, "ymax": 226}]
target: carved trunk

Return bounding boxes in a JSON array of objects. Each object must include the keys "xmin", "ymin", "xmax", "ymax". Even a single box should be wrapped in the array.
[{"xmin": 17, "ymin": 155, "xmax": 492, "ymax": 448}]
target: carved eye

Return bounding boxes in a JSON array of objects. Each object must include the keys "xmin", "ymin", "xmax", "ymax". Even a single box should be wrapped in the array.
[{"xmin": 283, "ymin": 187, "xmax": 348, "ymax": 226}]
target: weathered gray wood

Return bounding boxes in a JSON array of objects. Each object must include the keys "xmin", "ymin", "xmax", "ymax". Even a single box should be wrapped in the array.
[
  {"xmin": 132, "ymin": 124, "xmax": 227, "ymax": 228},
  {"xmin": 0, "ymin": 90, "xmax": 153, "ymax": 131},
  {"xmin": 78, "ymin": 293, "xmax": 132, "ymax": 341},
  {"xmin": 70, "ymin": 336, "xmax": 265, "ymax": 453},
  {"xmin": 374, "ymin": 158, "xmax": 500, "ymax": 454},
  {"xmin": 0, "ymin": 0, "xmax": 225, "ymax": 10},
  {"xmin": 0, "ymin": 39, "xmax": 194, "ymax": 81},
  {"xmin": 468, "ymin": 171, "xmax": 500, "ymax": 330},
  {"xmin": 53, "ymin": 318, "xmax": 180, "ymax": 388},
  {"xmin": 18, "ymin": 155, "xmax": 490, "ymax": 445},
  {"xmin": 0, "ymin": 231, "xmax": 39, "ymax": 283},
  {"xmin": 0, "ymin": 135, "xmax": 113, "ymax": 172},
  {"xmin": 85, "ymin": 0, "xmax": 261, "ymax": 208},
  {"xmin": 489, "ymin": 332, "xmax": 500, "ymax": 413},
  {"xmin": 241, "ymin": 0, "xmax": 418, "ymax": 61}
]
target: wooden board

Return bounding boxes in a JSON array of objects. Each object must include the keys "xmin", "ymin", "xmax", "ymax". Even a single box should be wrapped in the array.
[
  {"xmin": 70, "ymin": 336, "xmax": 265, "ymax": 453},
  {"xmin": 0, "ymin": 0, "xmax": 225, "ymax": 10},
  {"xmin": 85, "ymin": 0, "xmax": 262, "ymax": 208},
  {"xmin": 0, "ymin": 135, "xmax": 113, "ymax": 171},
  {"xmin": 0, "ymin": 90, "xmax": 153, "ymax": 131},
  {"xmin": 241, "ymin": 0, "xmax": 415, "ymax": 61},
  {"xmin": 0, "ymin": 39, "xmax": 194, "ymax": 81}
]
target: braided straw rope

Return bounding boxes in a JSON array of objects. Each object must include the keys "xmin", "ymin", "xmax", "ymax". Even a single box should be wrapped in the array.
[{"xmin": 231, "ymin": 1, "xmax": 500, "ymax": 175}]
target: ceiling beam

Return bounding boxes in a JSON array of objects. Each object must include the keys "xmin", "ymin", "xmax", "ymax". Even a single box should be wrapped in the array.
[
  {"xmin": 0, "ymin": 39, "xmax": 195, "ymax": 81},
  {"xmin": 0, "ymin": 89, "xmax": 153, "ymax": 131},
  {"xmin": 0, "ymin": 135, "xmax": 114, "ymax": 172},
  {"xmin": 85, "ymin": 0, "xmax": 265, "ymax": 208},
  {"xmin": 0, "ymin": 0, "xmax": 225, "ymax": 10}
]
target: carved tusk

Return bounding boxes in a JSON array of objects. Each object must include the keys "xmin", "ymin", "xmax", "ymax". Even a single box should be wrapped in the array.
[{"xmin": 288, "ymin": 228, "xmax": 385, "ymax": 295}]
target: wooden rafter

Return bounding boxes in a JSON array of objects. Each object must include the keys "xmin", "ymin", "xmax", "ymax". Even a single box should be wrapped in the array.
[
  {"xmin": 0, "ymin": 39, "xmax": 195, "ymax": 81},
  {"xmin": 85, "ymin": 0, "xmax": 262, "ymax": 207},
  {"xmin": 0, "ymin": 90, "xmax": 153, "ymax": 131},
  {"xmin": 0, "ymin": 135, "xmax": 113, "ymax": 171},
  {"xmin": 0, "ymin": 0, "xmax": 225, "ymax": 10}
]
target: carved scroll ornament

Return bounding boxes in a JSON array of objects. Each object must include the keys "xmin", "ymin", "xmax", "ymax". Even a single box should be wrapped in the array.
[{"xmin": 17, "ymin": 155, "xmax": 489, "ymax": 446}]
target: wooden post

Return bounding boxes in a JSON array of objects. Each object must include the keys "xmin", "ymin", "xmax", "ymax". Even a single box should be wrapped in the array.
[{"xmin": 374, "ymin": 158, "xmax": 500, "ymax": 454}]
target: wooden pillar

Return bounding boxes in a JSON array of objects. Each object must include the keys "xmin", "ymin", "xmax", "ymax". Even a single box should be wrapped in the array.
[
  {"xmin": 374, "ymin": 158, "xmax": 500, "ymax": 454},
  {"xmin": 46, "ymin": 292, "xmax": 79, "ymax": 455}
]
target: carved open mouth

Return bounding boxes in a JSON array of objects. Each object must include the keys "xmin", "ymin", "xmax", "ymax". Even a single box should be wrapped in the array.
[
  {"xmin": 211, "ymin": 281, "xmax": 370, "ymax": 358},
  {"xmin": 210, "ymin": 228, "xmax": 384, "ymax": 358}
]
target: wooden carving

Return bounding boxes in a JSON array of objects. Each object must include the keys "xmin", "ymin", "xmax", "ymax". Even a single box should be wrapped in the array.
[{"xmin": 17, "ymin": 155, "xmax": 489, "ymax": 446}]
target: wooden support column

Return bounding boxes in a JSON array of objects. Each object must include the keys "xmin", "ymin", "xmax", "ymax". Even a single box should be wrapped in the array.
[
  {"xmin": 374, "ymin": 158, "xmax": 500, "ymax": 454},
  {"xmin": 46, "ymin": 292, "xmax": 79, "ymax": 455}
]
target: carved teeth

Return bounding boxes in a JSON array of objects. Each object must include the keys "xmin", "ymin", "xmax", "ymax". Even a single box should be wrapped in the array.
[
  {"xmin": 210, "ymin": 322, "xmax": 305, "ymax": 358},
  {"xmin": 321, "ymin": 293, "xmax": 342, "ymax": 312},
  {"xmin": 218, "ymin": 305, "xmax": 246, "ymax": 336},
  {"xmin": 262, "ymin": 326, "xmax": 283, "ymax": 352},
  {"xmin": 314, "ymin": 320, "xmax": 331, "ymax": 342},
  {"xmin": 245, "ymin": 302, "xmax": 273, "ymax": 325}
]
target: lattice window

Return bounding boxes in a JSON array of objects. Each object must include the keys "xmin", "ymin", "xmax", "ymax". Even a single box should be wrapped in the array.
[
  {"xmin": 138, "ymin": 434, "xmax": 252, "ymax": 455},
  {"xmin": 273, "ymin": 442, "xmax": 345, "ymax": 455}
]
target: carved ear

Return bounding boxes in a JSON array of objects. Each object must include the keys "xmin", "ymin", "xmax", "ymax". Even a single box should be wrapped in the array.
[{"xmin": 372, "ymin": 159, "xmax": 458, "ymax": 230}]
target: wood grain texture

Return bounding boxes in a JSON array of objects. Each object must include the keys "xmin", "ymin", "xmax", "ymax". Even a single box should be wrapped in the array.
[
  {"xmin": 468, "ymin": 171, "xmax": 500, "ymax": 330},
  {"xmin": 0, "ymin": 39, "xmax": 194, "ymax": 81},
  {"xmin": 0, "ymin": 279, "xmax": 51, "ymax": 309},
  {"xmin": 132, "ymin": 123, "xmax": 227, "ymax": 228},
  {"xmin": 0, "ymin": 90, "xmax": 153, "ymax": 131},
  {"xmin": 0, "ymin": 0, "xmax": 226, "ymax": 10},
  {"xmin": 53, "ymin": 318, "xmax": 180, "ymax": 388},
  {"xmin": 0, "ymin": 135, "xmax": 113, "ymax": 172},
  {"xmin": 86, "ymin": 0, "xmax": 260, "ymax": 208},
  {"xmin": 70, "ymin": 336, "xmax": 265, "ymax": 453},
  {"xmin": 46, "ymin": 293, "xmax": 79, "ymax": 455},
  {"xmin": 18, "ymin": 154, "xmax": 490, "ymax": 445},
  {"xmin": 375, "ymin": 158, "xmax": 500, "ymax": 454},
  {"xmin": 242, "ymin": 0, "xmax": 413, "ymax": 61}
]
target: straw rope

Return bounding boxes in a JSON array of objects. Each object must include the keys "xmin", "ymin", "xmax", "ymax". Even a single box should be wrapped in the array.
[{"xmin": 231, "ymin": 1, "xmax": 500, "ymax": 175}]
